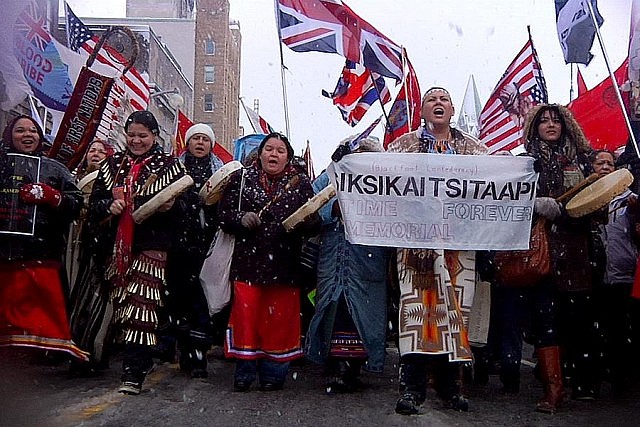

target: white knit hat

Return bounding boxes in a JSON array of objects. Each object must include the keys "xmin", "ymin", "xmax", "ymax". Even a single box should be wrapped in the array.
[{"xmin": 185, "ymin": 123, "xmax": 215, "ymax": 145}]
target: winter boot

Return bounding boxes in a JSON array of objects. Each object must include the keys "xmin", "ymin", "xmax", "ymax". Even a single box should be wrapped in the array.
[
  {"xmin": 535, "ymin": 346, "xmax": 564, "ymax": 413},
  {"xmin": 500, "ymin": 362, "xmax": 520, "ymax": 394}
]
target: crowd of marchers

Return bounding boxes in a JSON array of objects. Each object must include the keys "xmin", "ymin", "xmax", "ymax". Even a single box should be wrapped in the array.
[{"xmin": 1, "ymin": 87, "xmax": 639, "ymax": 416}]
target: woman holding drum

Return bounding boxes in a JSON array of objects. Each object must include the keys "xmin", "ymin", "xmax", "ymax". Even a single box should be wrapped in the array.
[
  {"xmin": 498, "ymin": 104, "xmax": 597, "ymax": 413},
  {"xmin": 165, "ymin": 123, "xmax": 224, "ymax": 378},
  {"xmin": 89, "ymin": 111, "xmax": 192, "ymax": 395},
  {"xmin": 218, "ymin": 132, "xmax": 315, "ymax": 392}
]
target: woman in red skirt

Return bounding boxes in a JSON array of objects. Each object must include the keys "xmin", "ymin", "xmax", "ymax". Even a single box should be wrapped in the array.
[{"xmin": 218, "ymin": 132, "xmax": 316, "ymax": 391}]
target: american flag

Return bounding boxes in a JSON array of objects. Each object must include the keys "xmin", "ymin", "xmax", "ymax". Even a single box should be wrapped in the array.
[
  {"xmin": 65, "ymin": 3, "xmax": 149, "ymax": 144},
  {"xmin": 479, "ymin": 37, "xmax": 548, "ymax": 154},
  {"xmin": 278, "ymin": 0, "xmax": 403, "ymax": 81},
  {"xmin": 323, "ymin": 60, "xmax": 391, "ymax": 126}
]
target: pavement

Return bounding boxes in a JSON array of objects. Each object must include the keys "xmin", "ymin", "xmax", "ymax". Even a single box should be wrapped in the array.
[{"xmin": 1, "ymin": 345, "xmax": 639, "ymax": 426}]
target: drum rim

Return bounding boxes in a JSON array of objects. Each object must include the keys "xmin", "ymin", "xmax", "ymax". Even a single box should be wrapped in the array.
[
  {"xmin": 199, "ymin": 160, "xmax": 243, "ymax": 205},
  {"xmin": 565, "ymin": 169, "xmax": 634, "ymax": 217}
]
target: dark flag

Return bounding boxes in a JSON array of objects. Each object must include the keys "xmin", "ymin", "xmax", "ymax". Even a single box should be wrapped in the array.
[{"xmin": 555, "ymin": 0, "xmax": 604, "ymax": 65}]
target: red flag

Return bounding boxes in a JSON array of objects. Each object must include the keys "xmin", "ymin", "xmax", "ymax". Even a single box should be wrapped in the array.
[
  {"xmin": 175, "ymin": 110, "xmax": 233, "ymax": 163},
  {"xmin": 568, "ymin": 59, "xmax": 629, "ymax": 151},
  {"xmin": 240, "ymin": 98, "xmax": 275, "ymax": 134},
  {"xmin": 577, "ymin": 68, "xmax": 588, "ymax": 96},
  {"xmin": 479, "ymin": 36, "xmax": 548, "ymax": 153},
  {"xmin": 383, "ymin": 57, "xmax": 421, "ymax": 148},
  {"xmin": 212, "ymin": 142, "xmax": 234, "ymax": 164},
  {"xmin": 175, "ymin": 110, "xmax": 193, "ymax": 155}
]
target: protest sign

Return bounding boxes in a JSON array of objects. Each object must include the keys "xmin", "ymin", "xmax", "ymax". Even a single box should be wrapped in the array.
[
  {"xmin": 0, "ymin": 153, "xmax": 40, "ymax": 235},
  {"xmin": 327, "ymin": 153, "xmax": 537, "ymax": 250}
]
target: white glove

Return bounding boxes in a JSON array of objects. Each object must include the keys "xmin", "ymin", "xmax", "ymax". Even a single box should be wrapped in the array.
[
  {"xmin": 241, "ymin": 212, "xmax": 262, "ymax": 230},
  {"xmin": 534, "ymin": 197, "xmax": 561, "ymax": 221}
]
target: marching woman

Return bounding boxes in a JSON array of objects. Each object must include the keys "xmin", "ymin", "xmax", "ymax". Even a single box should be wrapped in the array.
[
  {"xmin": 305, "ymin": 136, "xmax": 392, "ymax": 393},
  {"xmin": 218, "ymin": 132, "xmax": 315, "ymax": 392},
  {"xmin": 165, "ymin": 123, "xmax": 224, "ymax": 378},
  {"xmin": 0, "ymin": 115, "xmax": 85, "ymax": 360},
  {"xmin": 518, "ymin": 104, "xmax": 596, "ymax": 411},
  {"xmin": 67, "ymin": 138, "xmax": 115, "ymax": 375},
  {"xmin": 89, "ymin": 111, "xmax": 187, "ymax": 394}
]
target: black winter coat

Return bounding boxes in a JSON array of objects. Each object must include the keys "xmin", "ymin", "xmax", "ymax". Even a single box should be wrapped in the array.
[
  {"xmin": 218, "ymin": 164, "xmax": 315, "ymax": 286},
  {"xmin": 0, "ymin": 151, "xmax": 82, "ymax": 262},
  {"xmin": 88, "ymin": 146, "xmax": 182, "ymax": 259},
  {"xmin": 171, "ymin": 153, "xmax": 219, "ymax": 257}
]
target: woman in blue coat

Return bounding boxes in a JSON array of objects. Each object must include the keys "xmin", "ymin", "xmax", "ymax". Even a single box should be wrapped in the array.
[{"xmin": 305, "ymin": 136, "xmax": 392, "ymax": 392}]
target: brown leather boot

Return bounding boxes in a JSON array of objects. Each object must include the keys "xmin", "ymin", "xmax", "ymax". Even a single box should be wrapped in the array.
[{"xmin": 535, "ymin": 346, "xmax": 563, "ymax": 413}]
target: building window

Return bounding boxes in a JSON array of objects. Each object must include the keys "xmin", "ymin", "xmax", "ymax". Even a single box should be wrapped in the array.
[
  {"xmin": 204, "ymin": 65, "xmax": 215, "ymax": 83},
  {"xmin": 204, "ymin": 94, "xmax": 214, "ymax": 112},
  {"xmin": 205, "ymin": 39, "xmax": 215, "ymax": 55}
]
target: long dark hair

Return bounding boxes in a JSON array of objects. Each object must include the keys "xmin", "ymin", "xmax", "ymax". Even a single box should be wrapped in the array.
[{"xmin": 526, "ymin": 105, "xmax": 566, "ymax": 143}]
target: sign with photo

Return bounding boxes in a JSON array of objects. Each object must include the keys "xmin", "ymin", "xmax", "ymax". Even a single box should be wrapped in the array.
[{"xmin": 0, "ymin": 153, "xmax": 41, "ymax": 235}]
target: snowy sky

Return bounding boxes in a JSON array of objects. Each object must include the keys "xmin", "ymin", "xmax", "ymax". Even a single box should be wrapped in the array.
[{"xmin": 63, "ymin": 0, "xmax": 631, "ymax": 171}]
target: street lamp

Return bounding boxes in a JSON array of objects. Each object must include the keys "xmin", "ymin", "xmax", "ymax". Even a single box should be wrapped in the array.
[{"xmin": 149, "ymin": 87, "xmax": 184, "ymax": 110}]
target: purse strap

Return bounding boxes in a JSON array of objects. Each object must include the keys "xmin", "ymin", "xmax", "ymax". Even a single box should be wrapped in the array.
[{"xmin": 238, "ymin": 168, "xmax": 246, "ymax": 211}]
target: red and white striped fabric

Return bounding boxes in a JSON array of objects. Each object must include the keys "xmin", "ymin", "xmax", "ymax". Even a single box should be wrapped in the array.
[
  {"xmin": 479, "ymin": 38, "xmax": 548, "ymax": 154},
  {"xmin": 65, "ymin": 3, "xmax": 149, "ymax": 147}
]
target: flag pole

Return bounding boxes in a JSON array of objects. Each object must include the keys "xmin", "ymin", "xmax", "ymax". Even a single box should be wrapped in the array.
[
  {"xmin": 569, "ymin": 64, "xmax": 575, "ymax": 101},
  {"xmin": 273, "ymin": 0, "xmax": 291, "ymax": 138},
  {"xmin": 240, "ymin": 97, "xmax": 259, "ymax": 133},
  {"xmin": 367, "ymin": 70, "xmax": 390, "ymax": 125},
  {"xmin": 586, "ymin": 0, "xmax": 640, "ymax": 157},
  {"xmin": 401, "ymin": 48, "xmax": 412, "ymax": 131}
]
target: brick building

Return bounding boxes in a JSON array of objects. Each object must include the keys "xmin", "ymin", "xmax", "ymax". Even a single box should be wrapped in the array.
[{"xmin": 192, "ymin": 0, "xmax": 241, "ymax": 151}]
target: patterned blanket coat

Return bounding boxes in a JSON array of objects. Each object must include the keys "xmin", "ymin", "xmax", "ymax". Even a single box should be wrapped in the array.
[{"xmin": 387, "ymin": 127, "xmax": 487, "ymax": 361}]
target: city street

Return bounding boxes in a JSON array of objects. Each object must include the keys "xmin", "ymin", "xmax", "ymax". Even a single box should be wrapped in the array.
[{"xmin": 1, "ymin": 345, "xmax": 639, "ymax": 426}]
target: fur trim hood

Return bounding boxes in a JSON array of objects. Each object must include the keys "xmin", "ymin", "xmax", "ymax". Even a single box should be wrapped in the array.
[{"xmin": 523, "ymin": 104, "xmax": 592, "ymax": 155}]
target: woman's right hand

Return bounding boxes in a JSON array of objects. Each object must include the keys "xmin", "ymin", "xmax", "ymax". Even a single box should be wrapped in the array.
[
  {"xmin": 109, "ymin": 199, "xmax": 126, "ymax": 215},
  {"xmin": 241, "ymin": 212, "xmax": 262, "ymax": 230},
  {"xmin": 534, "ymin": 197, "xmax": 561, "ymax": 221}
]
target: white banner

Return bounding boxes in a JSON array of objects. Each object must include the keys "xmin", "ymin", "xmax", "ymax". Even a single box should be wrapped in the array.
[{"xmin": 327, "ymin": 153, "xmax": 538, "ymax": 250}]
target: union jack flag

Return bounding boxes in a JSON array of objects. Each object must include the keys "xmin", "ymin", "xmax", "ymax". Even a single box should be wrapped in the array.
[
  {"xmin": 322, "ymin": 60, "xmax": 391, "ymax": 126},
  {"xmin": 278, "ymin": 0, "xmax": 403, "ymax": 81},
  {"xmin": 14, "ymin": 1, "xmax": 51, "ymax": 51},
  {"xmin": 479, "ymin": 36, "xmax": 548, "ymax": 154}
]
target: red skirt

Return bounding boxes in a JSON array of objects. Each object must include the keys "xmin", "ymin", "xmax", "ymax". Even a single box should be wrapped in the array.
[
  {"xmin": 225, "ymin": 280, "xmax": 302, "ymax": 361},
  {"xmin": 0, "ymin": 261, "xmax": 89, "ymax": 360}
]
